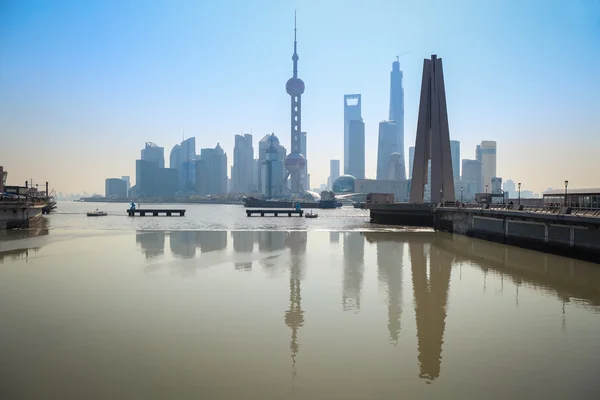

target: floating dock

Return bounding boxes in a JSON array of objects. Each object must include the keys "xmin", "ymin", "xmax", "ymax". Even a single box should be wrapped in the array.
[
  {"xmin": 127, "ymin": 209, "xmax": 185, "ymax": 217},
  {"xmin": 246, "ymin": 209, "xmax": 304, "ymax": 217}
]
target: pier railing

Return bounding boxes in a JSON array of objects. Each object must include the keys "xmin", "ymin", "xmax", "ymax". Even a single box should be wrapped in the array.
[{"xmin": 437, "ymin": 202, "xmax": 600, "ymax": 217}]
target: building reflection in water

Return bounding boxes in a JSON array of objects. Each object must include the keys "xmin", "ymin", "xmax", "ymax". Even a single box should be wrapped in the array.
[
  {"xmin": 136, "ymin": 231, "xmax": 166, "ymax": 259},
  {"xmin": 283, "ymin": 231, "xmax": 307, "ymax": 383},
  {"xmin": 232, "ymin": 231, "xmax": 255, "ymax": 271},
  {"xmin": 329, "ymin": 231, "xmax": 339, "ymax": 244},
  {"xmin": 196, "ymin": 231, "xmax": 227, "ymax": 253},
  {"xmin": 0, "ymin": 217, "xmax": 49, "ymax": 263},
  {"xmin": 342, "ymin": 232, "xmax": 364, "ymax": 312},
  {"xmin": 409, "ymin": 240, "xmax": 452, "ymax": 382},
  {"xmin": 169, "ymin": 231, "xmax": 196, "ymax": 259},
  {"xmin": 256, "ymin": 231, "xmax": 287, "ymax": 274},
  {"xmin": 375, "ymin": 235, "xmax": 405, "ymax": 344}
]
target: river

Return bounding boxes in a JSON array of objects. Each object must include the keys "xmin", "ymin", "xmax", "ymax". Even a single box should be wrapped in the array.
[{"xmin": 0, "ymin": 202, "xmax": 599, "ymax": 399}]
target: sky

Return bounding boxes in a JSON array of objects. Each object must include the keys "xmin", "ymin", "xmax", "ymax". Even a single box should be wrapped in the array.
[{"xmin": 1, "ymin": 0, "xmax": 599, "ymax": 194}]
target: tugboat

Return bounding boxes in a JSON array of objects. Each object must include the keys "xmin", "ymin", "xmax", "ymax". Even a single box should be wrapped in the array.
[
  {"xmin": 317, "ymin": 191, "xmax": 341, "ymax": 209},
  {"xmin": 87, "ymin": 208, "xmax": 107, "ymax": 217},
  {"xmin": 305, "ymin": 211, "xmax": 318, "ymax": 218}
]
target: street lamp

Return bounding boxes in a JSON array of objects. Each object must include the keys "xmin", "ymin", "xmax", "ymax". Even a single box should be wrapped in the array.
[
  {"xmin": 485, "ymin": 184, "xmax": 488, "ymax": 205},
  {"xmin": 518, "ymin": 182, "xmax": 521, "ymax": 207},
  {"xmin": 440, "ymin": 188, "xmax": 443, "ymax": 205},
  {"xmin": 460, "ymin": 186, "xmax": 464, "ymax": 204},
  {"xmin": 564, "ymin": 180, "xmax": 569, "ymax": 207}
]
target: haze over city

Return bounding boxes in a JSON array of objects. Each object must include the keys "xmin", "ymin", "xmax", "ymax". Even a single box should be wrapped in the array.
[{"xmin": 1, "ymin": 0, "xmax": 599, "ymax": 194}]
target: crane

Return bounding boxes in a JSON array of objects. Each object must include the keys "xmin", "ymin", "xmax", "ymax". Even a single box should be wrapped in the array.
[{"xmin": 396, "ymin": 51, "xmax": 411, "ymax": 62}]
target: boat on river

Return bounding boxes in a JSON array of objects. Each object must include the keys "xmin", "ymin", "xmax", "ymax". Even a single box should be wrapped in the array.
[
  {"xmin": 305, "ymin": 211, "xmax": 318, "ymax": 218},
  {"xmin": 87, "ymin": 209, "xmax": 107, "ymax": 217}
]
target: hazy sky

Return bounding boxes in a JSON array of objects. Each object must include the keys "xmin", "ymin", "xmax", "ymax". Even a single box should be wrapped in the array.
[{"xmin": 1, "ymin": 0, "xmax": 599, "ymax": 194}]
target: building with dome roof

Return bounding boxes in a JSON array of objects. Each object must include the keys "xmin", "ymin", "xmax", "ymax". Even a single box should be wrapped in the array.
[{"xmin": 258, "ymin": 133, "xmax": 287, "ymax": 197}]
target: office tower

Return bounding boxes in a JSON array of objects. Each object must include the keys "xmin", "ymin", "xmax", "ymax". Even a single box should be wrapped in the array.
[
  {"xmin": 284, "ymin": 12, "xmax": 307, "ymax": 193},
  {"xmin": 105, "ymin": 178, "xmax": 127, "ymax": 198},
  {"xmin": 409, "ymin": 146, "xmax": 415, "ymax": 179},
  {"xmin": 329, "ymin": 160, "xmax": 340, "ymax": 190},
  {"xmin": 232, "ymin": 133, "xmax": 254, "ymax": 194},
  {"xmin": 180, "ymin": 137, "xmax": 196, "ymax": 163},
  {"xmin": 476, "ymin": 141, "xmax": 497, "ymax": 191},
  {"xmin": 344, "ymin": 94, "xmax": 362, "ymax": 175},
  {"xmin": 261, "ymin": 134, "xmax": 287, "ymax": 197},
  {"xmin": 300, "ymin": 131, "xmax": 307, "ymax": 188},
  {"xmin": 503, "ymin": 179, "xmax": 516, "ymax": 198},
  {"xmin": 0, "ymin": 166, "xmax": 4, "ymax": 193},
  {"xmin": 135, "ymin": 159, "xmax": 158, "ymax": 197},
  {"xmin": 450, "ymin": 140, "xmax": 460, "ymax": 181},
  {"xmin": 169, "ymin": 144, "xmax": 181, "ymax": 170},
  {"xmin": 121, "ymin": 176, "xmax": 131, "ymax": 197},
  {"xmin": 462, "ymin": 159, "xmax": 482, "ymax": 195},
  {"xmin": 491, "ymin": 177, "xmax": 502, "ymax": 193},
  {"xmin": 199, "ymin": 143, "xmax": 228, "ymax": 195},
  {"xmin": 389, "ymin": 57, "xmax": 406, "ymax": 179},
  {"xmin": 141, "ymin": 142, "xmax": 164, "ymax": 168},
  {"xmin": 180, "ymin": 161, "xmax": 196, "ymax": 192},
  {"xmin": 376, "ymin": 121, "xmax": 398, "ymax": 180},
  {"xmin": 347, "ymin": 119, "xmax": 365, "ymax": 179},
  {"xmin": 410, "ymin": 55, "xmax": 455, "ymax": 203}
]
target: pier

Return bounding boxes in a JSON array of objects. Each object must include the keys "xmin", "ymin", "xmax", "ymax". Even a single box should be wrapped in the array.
[
  {"xmin": 127, "ymin": 209, "xmax": 185, "ymax": 217},
  {"xmin": 246, "ymin": 209, "xmax": 304, "ymax": 217}
]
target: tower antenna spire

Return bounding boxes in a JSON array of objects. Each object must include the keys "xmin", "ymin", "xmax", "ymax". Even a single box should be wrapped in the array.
[{"xmin": 292, "ymin": 9, "xmax": 298, "ymax": 78}]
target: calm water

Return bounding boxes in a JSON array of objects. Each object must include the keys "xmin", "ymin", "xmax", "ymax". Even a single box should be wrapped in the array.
[{"xmin": 1, "ymin": 204, "xmax": 600, "ymax": 399}]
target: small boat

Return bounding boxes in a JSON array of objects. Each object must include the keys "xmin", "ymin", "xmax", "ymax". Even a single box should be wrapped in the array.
[
  {"xmin": 87, "ymin": 209, "xmax": 107, "ymax": 217},
  {"xmin": 305, "ymin": 211, "xmax": 318, "ymax": 219}
]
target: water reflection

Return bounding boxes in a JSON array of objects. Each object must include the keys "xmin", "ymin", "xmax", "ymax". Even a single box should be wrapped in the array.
[
  {"xmin": 375, "ymin": 237, "xmax": 404, "ymax": 344},
  {"xmin": 136, "ymin": 231, "xmax": 165, "ymax": 259},
  {"xmin": 0, "ymin": 217, "xmax": 50, "ymax": 263},
  {"xmin": 284, "ymin": 231, "xmax": 307, "ymax": 384},
  {"xmin": 342, "ymin": 232, "xmax": 364, "ymax": 312},
  {"xmin": 330, "ymin": 231, "xmax": 340, "ymax": 244},
  {"xmin": 169, "ymin": 231, "xmax": 196, "ymax": 259},
  {"xmin": 232, "ymin": 231, "xmax": 255, "ymax": 271}
]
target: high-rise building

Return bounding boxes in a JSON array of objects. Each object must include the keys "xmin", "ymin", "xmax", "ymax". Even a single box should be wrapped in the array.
[
  {"xmin": 344, "ymin": 94, "xmax": 362, "ymax": 175},
  {"xmin": 180, "ymin": 161, "xmax": 196, "ymax": 192},
  {"xmin": 347, "ymin": 119, "xmax": 365, "ymax": 179},
  {"xmin": 450, "ymin": 140, "xmax": 460, "ymax": 181},
  {"xmin": 388, "ymin": 57, "xmax": 406, "ymax": 179},
  {"xmin": 462, "ymin": 159, "xmax": 482, "ymax": 194},
  {"xmin": 121, "ymin": 176, "xmax": 130, "ymax": 197},
  {"xmin": 503, "ymin": 179, "xmax": 516, "ymax": 198},
  {"xmin": 410, "ymin": 55, "xmax": 455, "ymax": 203},
  {"xmin": 141, "ymin": 142, "xmax": 164, "ymax": 168},
  {"xmin": 170, "ymin": 144, "xmax": 181, "ymax": 170},
  {"xmin": 491, "ymin": 177, "xmax": 502, "ymax": 194},
  {"xmin": 261, "ymin": 134, "xmax": 287, "ymax": 197},
  {"xmin": 329, "ymin": 160, "xmax": 340, "ymax": 190},
  {"xmin": 199, "ymin": 143, "xmax": 228, "ymax": 195},
  {"xmin": 135, "ymin": 159, "xmax": 159, "ymax": 197},
  {"xmin": 409, "ymin": 146, "xmax": 415, "ymax": 179},
  {"xmin": 232, "ymin": 133, "xmax": 254, "ymax": 194},
  {"xmin": 284, "ymin": 12, "xmax": 307, "ymax": 194},
  {"xmin": 180, "ymin": 137, "xmax": 196, "ymax": 163},
  {"xmin": 476, "ymin": 141, "xmax": 497, "ymax": 191},
  {"xmin": 105, "ymin": 178, "xmax": 127, "ymax": 198},
  {"xmin": 377, "ymin": 121, "xmax": 398, "ymax": 180}
]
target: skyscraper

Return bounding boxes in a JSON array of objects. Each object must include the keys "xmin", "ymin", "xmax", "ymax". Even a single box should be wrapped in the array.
[
  {"xmin": 141, "ymin": 142, "xmax": 164, "ymax": 168},
  {"xmin": 450, "ymin": 140, "xmax": 460, "ymax": 181},
  {"xmin": 261, "ymin": 134, "xmax": 287, "ymax": 197},
  {"xmin": 462, "ymin": 159, "xmax": 482, "ymax": 195},
  {"xmin": 180, "ymin": 137, "xmax": 196, "ymax": 163},
  {"xmin": 409, "ymin": 146, "xmax": 415, "ymax": 179},
  {"xmin": 343, "ymin": 94, "xmax": 362, "ymax": 175},
  {"xmin": 170, "ymin": 144, "xmax": 181, "ymax": 170},
  {"xmin": 232, "ymin": 134, "xmax": 254, "ymax": 194},
  {"xmin": 284, "ymin": 12, "xmax": 307, "ymax": 193},
  {"xmin": 199, "ymin": 143, "xmax": 227, "ymax": 195},
  {"xmin": 121, "ymin": 176, "xmax": 130, "ymax": 197},
  {"xmin": 347, "ymin": 119, "xmax": 365, "ymax": 179},
  {"xmin": 410, "ymin": 55, "xmax": 455, "ymax": 203},
  {"xmin": 476, "ymin": 141, "xmax": 497, "ymax": 191},
  {"xmin": 376, "ymin": 121, "xmax": 398, "ymax": 180},
  {"xmin": 329, "ymin": 160, "xmax": 340, "ymax": 190},
  {"xmin": 389, "ymin": 57, "xmax": 406, "ymax": 179}
]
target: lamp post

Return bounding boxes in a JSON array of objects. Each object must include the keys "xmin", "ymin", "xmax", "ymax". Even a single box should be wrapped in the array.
[
  {"xmin": 564, "ymin": 180, "xmax": 568, "ymax": 207},
  {"xmin": 518, "ymin": 182, "xmax": 521, "ymax": 207},
  {"xmin": 440, "ymin": 188, "xmax": 443, "ymax": 205},
  {"xmin": 461, "ymin": 186, "xmax": 464, "ymax": 204},
  {"xmin": 485, "ymin": 184, "xmax": 488, "ymax": 205}
]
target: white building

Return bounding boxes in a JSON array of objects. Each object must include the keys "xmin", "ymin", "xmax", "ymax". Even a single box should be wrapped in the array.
[{"xmin": 476, "ymin": 141, "xmax": 497, "ymax": 191}]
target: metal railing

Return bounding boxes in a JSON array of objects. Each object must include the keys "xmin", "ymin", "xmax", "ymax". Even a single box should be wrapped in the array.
[{"xmin": 437, "ymin": 202, "xmax": 600, "ymax": 217}]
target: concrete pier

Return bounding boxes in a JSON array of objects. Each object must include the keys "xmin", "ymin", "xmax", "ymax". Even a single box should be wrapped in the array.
[
  {"xmin": 246, "ymin": 209, "xmax": 304, "ymax": 217},
  {"xmin": 127, "ymin": 209, "xmax": 185, "ymax": 217},
  {"xmin": 434, "ymin": 206, "xmax": 600, "ymax": 263},
  {"xmin": 0, "ymin": 203, "xmax": 44, "ymax": 229},
  {"xmin": 365, "ymin": 203, "xmax": 436, "ymax": 226}
]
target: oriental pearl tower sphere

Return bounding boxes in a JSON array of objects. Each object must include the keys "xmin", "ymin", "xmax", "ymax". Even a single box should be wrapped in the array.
[{"xmin": 284, "ymin": 11, "xmax": 307, "ymax": 193}]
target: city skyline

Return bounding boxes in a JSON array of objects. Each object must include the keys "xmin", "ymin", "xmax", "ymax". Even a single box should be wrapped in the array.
[{"xmin": 1, "ymin": 0, "xmax": 599, "ymax": 193}]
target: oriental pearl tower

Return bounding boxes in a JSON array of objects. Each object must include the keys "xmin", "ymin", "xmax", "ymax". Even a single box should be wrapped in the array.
[{"xmin": 284, "ymin": 11, "xmax": 307, "ymax": 194}]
